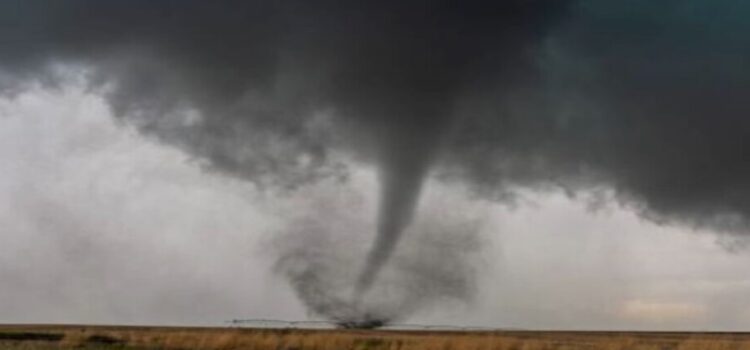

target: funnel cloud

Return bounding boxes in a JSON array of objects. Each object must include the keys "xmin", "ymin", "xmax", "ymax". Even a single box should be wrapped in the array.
[{"xmin": 2, "ymin": 0, "xmax": 750, "ymax": 324}]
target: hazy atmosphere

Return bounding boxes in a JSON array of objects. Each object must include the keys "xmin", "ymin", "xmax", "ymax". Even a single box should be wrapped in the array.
[{"xmin": 1, "ymin": 0, "xmax": 750, "ymax": 331}]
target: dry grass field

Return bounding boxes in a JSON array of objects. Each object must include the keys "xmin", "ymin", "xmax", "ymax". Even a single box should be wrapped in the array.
[{"xmin": 2, "ymin": 325, "xmax": 750, "ymax": 350}]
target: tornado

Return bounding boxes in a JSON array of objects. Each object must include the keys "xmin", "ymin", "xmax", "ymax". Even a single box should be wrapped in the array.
[{"xmin": 356, "ymin": 114, "xmax": 448, "ymax": 295}]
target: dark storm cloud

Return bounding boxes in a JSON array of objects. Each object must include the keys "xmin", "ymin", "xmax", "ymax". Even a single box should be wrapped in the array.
[
  {"xmin": 2, "ymin": 0, "xmax": 750, "ymax": 321},
  {"xmin": 442, "ymin": 1, "xmax": 750, "ymax": 235},
  {"xmin": 0, "ymin": 0, "xmax": 565, "ymax": 185}
]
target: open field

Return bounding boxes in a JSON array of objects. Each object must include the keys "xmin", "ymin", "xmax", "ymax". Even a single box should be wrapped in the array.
[{"xmin": 3, "ymin": 325, "xmax": 750, "ymax": 350}]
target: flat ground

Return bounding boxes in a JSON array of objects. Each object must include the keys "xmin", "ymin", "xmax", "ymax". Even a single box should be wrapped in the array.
[{"xmin": 2, "ymin": 325, "xmax": 750, "ymax": 350}]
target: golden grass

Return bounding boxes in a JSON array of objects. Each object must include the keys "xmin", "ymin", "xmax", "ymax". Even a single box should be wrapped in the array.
[{"xmin": 3, "ymin": 325, "xmax": 750, "ymax": 350}]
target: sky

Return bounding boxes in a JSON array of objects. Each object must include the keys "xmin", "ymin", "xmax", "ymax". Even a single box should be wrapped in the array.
[
  {"xmin": 1, "ymin": 0, "xmax": 750, "ymax": 330},
  {"xmin": 3, "ymin": 83, "xmax": 750, "ymax": 330}
]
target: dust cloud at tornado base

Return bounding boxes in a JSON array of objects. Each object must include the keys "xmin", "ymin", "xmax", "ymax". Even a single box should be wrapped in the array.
[{"xmin": 269, "ymin": 173, "xmax": 486, "ymax": 325}]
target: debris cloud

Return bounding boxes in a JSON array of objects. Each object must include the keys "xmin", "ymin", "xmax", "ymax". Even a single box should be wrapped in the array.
[{"xmin": 270, "ymin": 181, "xmax": 484, "ymax": 325}]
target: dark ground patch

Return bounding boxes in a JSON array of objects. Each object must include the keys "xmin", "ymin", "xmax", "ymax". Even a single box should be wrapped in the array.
[
  {"xmin": 0, "ymin": 331, "xmax": 64, "ymax": 341},
  {"xmin": 86, "ymin": 334, "xmax": 124, "ymax": 345}
]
